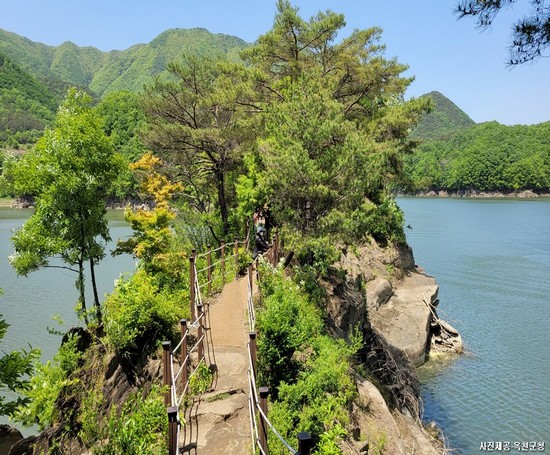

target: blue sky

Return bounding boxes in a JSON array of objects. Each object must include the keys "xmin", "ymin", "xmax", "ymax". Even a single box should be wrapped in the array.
[{"xmin": 1, "ymin": 0, "xmax": 548, "ymax": 125}]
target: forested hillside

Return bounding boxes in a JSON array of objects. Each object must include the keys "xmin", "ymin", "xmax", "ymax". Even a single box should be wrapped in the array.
[
  {"xmin": 411, "ymin": 91, "xmax": 475, "ymax": 140},
  {"xmin": 0, "ymin": 51, "xmax": 59, "ymax": 148},
  {"xmin": 1, "ymin": 26, "xmax": 549, "ymax": 197},
  {"xmin": 0, "ymin": 27, "xmax": 248, "ymax": 98},
  {"xmin": 405, "ymin": 121, "xmax": 550, "ymax": 192},
  {"xmin": 0, "ymin": 27, "xmax": 248, "ymax": 152}
]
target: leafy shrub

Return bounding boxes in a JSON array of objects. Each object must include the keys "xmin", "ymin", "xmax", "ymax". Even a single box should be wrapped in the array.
[
  {"xmin": 103, "ymin": 269, "xmax": 186, "ymax": 354},
  {"xmin": 0, "ymin": 311, "xmax": 40, "ymax": 417},
  {"xmin": 256, "ymin": 268, "xmax": 360, "ymax": 453},
  {"xmin": 268, "ymin": 336, "xmax": 358, "ymax": 453},
  {"xmin": 256, "ymin": 270, "xmax": 323, "ymax": 393},
  {"xmin": 189, "ymin": 361, "xmax": 213, "ymax": 395},
  {"xmin": 93, "ymin": 385, "xmax": 167, "ymax": 455},
  {"xmin": 14, "ymin": 334, "xmax": 82, "ymax": 429}
]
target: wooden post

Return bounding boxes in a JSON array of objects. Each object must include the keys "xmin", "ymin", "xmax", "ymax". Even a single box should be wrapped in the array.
[
  {"xmin": 197, "ymin": 304, "xmax": 204, "ymax": 362},
  {"xmin": 271, "ymin": 235, "xmax": 277, "ymax": 267},
  {"xmin": 167, "ymin": 406, "xmax": 178, "ymax": 455},
  {"xmin": 221, "ymin": 241, "xmax": 226, "ymax": 283},
  {"xmin": 249, "ymin": 332, "xmax": 257, "ymax": 377},
  {"xmin": 162, "ymin": 341, "xmax": 172, "ymax": 407},
  {"xmin": 297, "ymin": 432, "xmax": 313, "ymax": 455},
  {"xmin": 234, "ymin": 237, "xmax": 239, "ymax": 279},
  {"xmin": 207, "ymin": 245, "xmax": 212, "ymax": 295},
  {"xmin": 273, "ymin": 230, "xmax": 279, "ymax": 266},
  {"xmin": 259, "ymin": 387, "xmax": 269, "ymax": 454},
  {"xmin": 180, "ymin": 319, "xmax": 188, "ymax": 387},
  {"xmin": 189, "ymin": 250, "xmax": 196, "ymax": 320}
]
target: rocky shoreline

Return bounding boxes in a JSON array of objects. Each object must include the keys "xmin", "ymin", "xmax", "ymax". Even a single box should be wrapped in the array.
[
  {"xmin": 321, "ymin": 239, "xmax": 462, "ymax": 453},
  {"xmin": 404, "ymin": 189, "xmax": 550, "ymax": 198}
]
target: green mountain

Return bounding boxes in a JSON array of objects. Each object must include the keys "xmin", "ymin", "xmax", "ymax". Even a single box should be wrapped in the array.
[
  {"xmin": 405, "ymin": 120, "xmax": 550, "ymax": 192},
  {"xmin": 0, "ymin": 27, "xmax": 249, "ymax": 98},
  {"xmin": 411, "ymin": 91, "xmax": 476, "ymax": 140},
  {"xmin": 0, "ymin": 51, "xmax": 59, "ymax": 147}
]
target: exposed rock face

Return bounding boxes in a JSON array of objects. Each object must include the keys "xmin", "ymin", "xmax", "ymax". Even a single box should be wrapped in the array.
[
  {"xmin": 7, "ymin": 434, "xmax": 35, "ymax": 455},
  {"xmin": 370, "ymin": 269, "xmax": 438, "ymax": 367},
  {"xmin": 367, "ymin": 277, "xmax": 392, "ymax": 310},
  {"xmin": 335, "ymin": 240, "xmax": 462, "ymax": 367},
  {"xmin": 323, "ymin": 239, "xmax": 461, "ymax": 454},
  {"xmin": 0, "ymin": 425, "xmax": 23, "ymax": 455},
  {"xmin": 346, "ymin": 380, "xmax": 442, "ymax": 455}
]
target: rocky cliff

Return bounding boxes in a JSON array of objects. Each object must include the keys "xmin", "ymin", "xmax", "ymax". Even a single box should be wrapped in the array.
[{"xmin": 322, "ymin": 239, "xmax": 462, "ymax": 453}]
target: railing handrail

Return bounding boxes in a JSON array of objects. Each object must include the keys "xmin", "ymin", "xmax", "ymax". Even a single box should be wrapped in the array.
[
  {"xmin": 246, "ymin": 244, "xmax": 312, "ymax": 455},
  {"xmin": 166, "ymin": 239, "xmax": 244, "ymax": 455}
]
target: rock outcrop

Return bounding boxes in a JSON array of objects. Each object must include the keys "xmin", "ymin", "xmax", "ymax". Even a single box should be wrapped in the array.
[
  {"xmin": 322, "ymin": 239, "xmax": 462, "ymax": 454},
  {"xmin": 0, "ymin": 425, "xmax": 23, "ymax": 455},
  {"xmin": 334, "ymin": 239, "xmax": 462, "ymax": 367}
]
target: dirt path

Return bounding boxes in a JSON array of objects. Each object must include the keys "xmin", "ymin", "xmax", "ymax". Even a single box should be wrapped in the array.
[{"xmin": 181, "ymin": 276, "xmax": 252, "ymax": 454}]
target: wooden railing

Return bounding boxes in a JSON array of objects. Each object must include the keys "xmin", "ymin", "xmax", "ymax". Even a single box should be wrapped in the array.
[
  {"xmin": 163, "ymin": 230, "xmax": 309, "ymax": 454},
  {"xmin": 246, "ymin": 248, "xmax": 313, "ymax": 455},
  {"xmin": 164, "ymin": 238, "xmax": 246, "ymax": 455}
]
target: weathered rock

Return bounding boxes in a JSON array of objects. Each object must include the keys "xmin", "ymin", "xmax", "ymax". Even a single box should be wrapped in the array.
[
  {"xmin": 370, "ymin": 271, "xmax": 438, "ymax": 367},
  {"xmin": 32, "ymin": 426, "xmax": 87, "ymax": 455},
  {"xmin": 7, "ymin": 435, "xmax": 35, "ymax": 455},
  {"xmin": 0, "ymin": 425, "xmax": 23, "ymax": 455},
  {"xmin": 366, "ymin": 277, "xmax": 392, "ymax": 310},
  {"xmin": 347, "ymin": 379, "xmax": 441, "ymax": 455},
  {"xmin": 430, "ymin": 318, "xmax": 463, "ymax": 355}
]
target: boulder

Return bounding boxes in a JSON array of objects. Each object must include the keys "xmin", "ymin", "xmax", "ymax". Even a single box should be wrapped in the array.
[
  {"xmin": 370, "ymin": 271, "xmax": 439, "ymax": 367},
  {"xmin": 347, "ymin": 379, "xmax": 441, "ymax": 455},
  {"xmin": 0, "ymin": 425, "xmax": 23, "ymax": 455},
  {"xmin": 8, "ymin": 435, "xmax": 35, "ymax": 455},
  {"xmin": 366, "ymin": 277, "xmax": 392, "ymax": 310}
]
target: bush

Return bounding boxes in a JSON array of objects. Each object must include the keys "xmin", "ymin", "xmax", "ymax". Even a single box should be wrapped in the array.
[
  {"xmin": 256, "ymin": 270, "xmax": 323, "ymax": 393},
  {"xmin": 92, "ymin": 385, "xmax": 167, "ymax": 455},
  {"xmin": 103, "ymin": 270, "xmax": 187, "ymax": 355},
  {"xmin": 256, "ymin": 268, "xmax": 360, "ymax": 452},
  {"xmin": 14, "ymin": 334, "xmax": 82, "ymax": 429}
]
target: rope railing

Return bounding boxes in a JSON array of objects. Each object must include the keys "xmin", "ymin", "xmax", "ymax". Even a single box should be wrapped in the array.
[
  {"xmin": 245, "ymin": 248, "xmax": 313, "ymax": 455},
  {"xmin": 165, "ymin": 238, "xmax": 245, "ymax": 455}
]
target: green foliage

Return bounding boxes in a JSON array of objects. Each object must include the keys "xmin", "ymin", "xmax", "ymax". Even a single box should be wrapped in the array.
[
  {"xmin": 189, "ymin": 361, "xmax": 214, "ymax": 395},
  {"xmin": 0, "ymin": 309, "xmax": 41, "ymax": 417},
  {"xmin": 0, "ymin": 26, "xmax": 248, "ymax": 100},
  {"xmin": 91, "ymin": 385, "xmax": 168, "ymax": 455},
  {"xmin": 256, "ymin": 268, "xmax": 360, "ymax": 453},
  {"xmin": 241, "ymin": 1, "xmax": 428, "ymax": 245},
  {"xmin": 94, "ymin": 90, "xmax": 147, "ymax": 198},
  {"xmin": 410, "ymin": 91, "xmax": 474, "ymax": 140},
  {"xmin": 314, "ymin": 424, "xmax": 348, "ymax": 455},
  {"xmin": 102, "ymin": 269, "xmax": 186, "ymax": 355},
  {"xmin": 8, "ymin": 88, "xmax": 123, "ymax": 324},
  {"xmin": 14, "ymin": 334, "xmax": 82, "ymax": 429},
  {"xmin": 405, "ymin": 121, "xmax": 550, "ymax": 192},
  {"xmin": 0, "ymin": 51, "xmax": 57, "ymax": 148},
  {"xmin": 256, "ymin": 270, "xmax": 323, "ymax": 392},
  {"xmin": 141, "ymin": 54, "xmax": 258, "ymax": 237}
]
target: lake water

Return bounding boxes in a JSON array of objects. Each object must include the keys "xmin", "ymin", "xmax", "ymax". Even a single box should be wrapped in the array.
[
  {"xmin": 0, "ymin": 208, "xmax": 134, "ymax": 433},
  {"xmin": 398, "ymin": 197, "xmax": 550, "ymax": 454}
]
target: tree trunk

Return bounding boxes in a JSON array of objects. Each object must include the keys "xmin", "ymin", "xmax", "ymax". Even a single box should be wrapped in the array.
[
  {"xmin": 77, "ymin": 259, "xmax": 88, "ymax": 325},
  {"xmin": 89, "ymin": 256, "xmax": 102, "ymax": 325},
  {"xmin": 216, "ymin": 169, "xmax": 229, "ymax": 237}
]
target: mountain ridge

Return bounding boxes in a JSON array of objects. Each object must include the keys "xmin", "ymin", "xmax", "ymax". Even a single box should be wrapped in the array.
[
  {"xmin": 411, "ymin": 90, "xmax": 476, "ymax": 140},
  {"xmin": 0, "ymin": 27, "xmax": 249, "ymax": 98}
]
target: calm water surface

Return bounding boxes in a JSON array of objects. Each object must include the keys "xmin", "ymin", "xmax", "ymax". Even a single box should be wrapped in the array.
[
  {"xmin": 0, "ymin": 208, "xmax": 134, "ymax": 433},
  {"xmin": 398, "ymin": 198, "xmax": 550, "ymax": 454}
]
